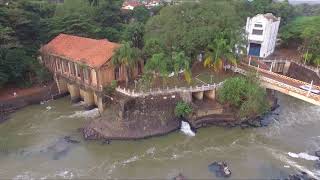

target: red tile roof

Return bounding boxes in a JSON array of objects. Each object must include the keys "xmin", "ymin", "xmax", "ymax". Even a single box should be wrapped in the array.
[{"xmin": 40, "ymin": 34, "xmax": 120, "ymax": 68}]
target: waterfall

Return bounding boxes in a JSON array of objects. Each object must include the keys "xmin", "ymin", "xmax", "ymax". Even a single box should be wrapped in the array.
[{"xmin": 180, "ymin": 121, "xmax": 196, "ymax": 137}]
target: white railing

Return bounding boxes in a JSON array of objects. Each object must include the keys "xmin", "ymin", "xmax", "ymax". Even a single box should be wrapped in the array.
[
  {"xmin": 230, "ymin": 65, "xmax": 320, "ymax": 102},
  {"xmin": 116, "ymin": 82, "xmax": 224, "ymax": 97}
]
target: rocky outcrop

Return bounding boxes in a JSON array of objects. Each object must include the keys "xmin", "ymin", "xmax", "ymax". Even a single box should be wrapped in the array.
[
  {"xmin": 174, "ymin": 173, "xmax": 186, "ymax": 180},
  {"xmin": 208, "ymin": 161, "xmax": 232, "ymax": 178},
  {"xmin": 83, "ymin": 93, "xmax": 181, "ymax": 140},
  {"xmin": 83, "ymin": 126, "xmax": 103, "ymax": 140},
  {"xmin": 285, "ymin": 171, "xmax": 316, "ymax": 180},
  {"xmin": 315, "ymin": 150, "xmax": 320, "ymax": 158}
]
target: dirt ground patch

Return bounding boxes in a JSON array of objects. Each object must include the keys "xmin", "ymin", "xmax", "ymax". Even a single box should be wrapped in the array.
[
  {"xmin": 0, "ymin": 84, "xmax": 53, "ymax": 101},
  {"xmin": 267, "ymin": 48, "xmax": 302, "ymax": 62}
]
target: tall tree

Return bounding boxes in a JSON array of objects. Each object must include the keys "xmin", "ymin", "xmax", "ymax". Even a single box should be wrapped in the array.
[
  {"xmin": 112, "ymin": 41, "xmax": 140, "ymax": 85},
  {"xmin": 145, "ymin": 0, "xmax": 244, "ymax": 60},
  {"xmin": 203, "ymin": 32, "xmax": 238, "ymax": 71}
]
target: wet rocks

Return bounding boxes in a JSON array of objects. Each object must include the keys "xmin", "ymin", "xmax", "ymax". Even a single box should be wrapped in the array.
[
  {"xmin": 83, "ymin": 127, "xmax": 103, "ymax": 140},
  {"xmin": 315, "ymin": 160, "xmax": 320, "ymax": 169},
  {"xmin": 102, "ymin": 139, "xmax": 111, "ymax": 145},
  {"xmin": 64, "ymin": 136, "xmax": 80, "ymax": 144},
  {"xmin": 174, "ymin": 173, "xmax": 186, "ymax": 180},
  {"xmin": 285, "ymin": 171, "xmax": 316, "ymax": 180},
  {"xmin": 208, "ymin": 161, "xmax": 231, "ymax": 178},
  {"xmin": 315, "ymin": 150, "xmax": 320, "ymax": 158}
]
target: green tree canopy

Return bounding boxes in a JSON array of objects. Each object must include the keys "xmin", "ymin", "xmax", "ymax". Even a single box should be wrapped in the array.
[
  {"xmin": 144, "ymin": 0, "xmax": 245, "ymax": 60},
  {"xmin": 112, "ymin": 41, "xmax": 141, "ymax": 84},
  {"xmin": 281, "ymin": 16, "xmax": 320, "ymax": 66},
  {"xmin": 218, "ymin": 76, "xmax": 269, "ymax": 118}
]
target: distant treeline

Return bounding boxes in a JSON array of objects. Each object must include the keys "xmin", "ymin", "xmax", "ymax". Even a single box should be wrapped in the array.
[{"xmin": 0, "ymin": 0, "xmax": 319, "ymax": 88}]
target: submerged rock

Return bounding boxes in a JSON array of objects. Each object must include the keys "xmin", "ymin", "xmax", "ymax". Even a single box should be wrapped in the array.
[
  {"xmin": 315, "ymin": 150, "xmax": 320, "ymax": 158},
  {"xmin": 285, "ymin": 171, "xmax": 316, "ymax": 180},
  {"xmin": 47, "ymin": 139, "xmax": 71, "ymax": 160},
  {"xmin": 64, "ymin": 136, "xmax": 80, "ymax": 144},
  {"xmin": 102, "ymin": 139, "xmax": 111, "ymax": 145},
  {"xmin": 174, "ymin": 173, "xmax": 186, "ymax": 180},
  {"xmin": 315, "ymin": 160, "xmax": 320, "ymax": 169},
  {"xmin": 208, "ymin": 161, "xmax": 231, "ymax": 178}
]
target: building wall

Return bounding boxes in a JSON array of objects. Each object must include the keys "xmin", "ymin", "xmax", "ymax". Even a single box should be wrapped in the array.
[
  {"xmin": 246, "ymin": 15, "xmax": 280, "ymax": 58},
  {"xmin": 41, "ymin": 53, "xmax": 143, "ymax": 91}
]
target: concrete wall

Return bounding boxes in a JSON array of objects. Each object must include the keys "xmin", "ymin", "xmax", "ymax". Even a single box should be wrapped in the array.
[{"xmin": 286, "ymin": 62, "xmax": 320, "ymax": 86}]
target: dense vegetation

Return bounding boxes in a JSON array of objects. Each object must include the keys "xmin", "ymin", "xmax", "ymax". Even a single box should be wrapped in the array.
[
  {"xmin": 0, "ymin": 0, "xmax": 149, "ymax": 87},
  {"xmin": 281, "ymin": 16, "xmax": 320, "ymax": 67},
  {"xmin": 218, "ymin": 75, "xmax": 270, "ymax": 118},
  {"xmin": 1, "ymin": 0, "xmax": 320, "ymax": 89},
  {"xmin": 174, "ymin": 101, "xmax": 192, "ymax": 118}
]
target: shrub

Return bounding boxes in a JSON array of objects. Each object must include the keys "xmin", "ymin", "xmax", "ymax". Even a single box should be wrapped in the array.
[
  {"xmin": 175, "ymin": 101, "xmax": 192, "ymax": 118},
  {"xmin": 218, "ymin": 76, "xmax": 269, "ymax": 118},
  {"xmin": 104, "ymin": 80, "xmax": 117, "ymax": 96}
]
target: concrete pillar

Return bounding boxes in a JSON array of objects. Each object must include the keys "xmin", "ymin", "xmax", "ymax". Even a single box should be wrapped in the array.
[
  {"xmin": 55, "ymin": 76, "xmax": 68, "ymax": 94},
  {"xmin": 204, "ymin": 90, "xmax": 215, "ymax": 100},
  {"xmin": 80, "ymin": 88, "xmax": 95, "ymax": 110},
  {"xmin": 193, "ymin": 91, "xmax": 204, "ymax": 100},
  {"xmin": 94, "ymin": 92, "xmax": 104, "ymax": 113},
  {"xmin": 283, "ymin": 61, "xmax": 291, "ymax": 75},
  {"xmin": 180, "ymin": 92, "xmax": 192, "ymax": 103},
  {"xmin": 67, "ymin": 83, "xmax": 81, "ymax": 103}
]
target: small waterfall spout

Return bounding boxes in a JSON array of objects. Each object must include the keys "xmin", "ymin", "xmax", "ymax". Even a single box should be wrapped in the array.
[{"xmin": 180, "ymin": 121, "xmax": 196, "ymax": 137}]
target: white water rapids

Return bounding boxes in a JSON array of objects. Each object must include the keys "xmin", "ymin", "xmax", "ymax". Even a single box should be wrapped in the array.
[{"xmin": 180, "ymin": 121, "xmax": 196, "ymax": 137}]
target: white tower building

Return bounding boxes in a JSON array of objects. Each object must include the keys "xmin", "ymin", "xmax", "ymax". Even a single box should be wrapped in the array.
[{"xmin": 246, "ymin": 13, "xmax": 281, "ymax": 58}]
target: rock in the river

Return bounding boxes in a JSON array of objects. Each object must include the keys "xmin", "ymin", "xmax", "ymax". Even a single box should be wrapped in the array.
[
  {"xmin": 248, "ymin": 119, "xmax": 262, "ymax": 127},
  {"xmin": 64, "ymin": 136, "xmax": 80, "ymax": 144},
  {"xmin": 285, "ymin": 171, "xmax": 316, "ymax": 180},
  {"xmin": 102, "ymin": 139, "xmax": 111, "ymax": 145},
  {"xmin": 315, "ymin": 160, "xmax": 320, "ymax": 169},
  {"xmin": 174, "ymin": 173, "xmax": 186, "ymax": 180},
  {"xmin": 315, "ymin": 150, "xmax": 320, "ymax": 158},
  {"xmin": 208, "ymin": 161, "xmax": 231, "ymax": 178}
]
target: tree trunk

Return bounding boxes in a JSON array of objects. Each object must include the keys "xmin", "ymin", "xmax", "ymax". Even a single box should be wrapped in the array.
[{"xmin": 125, "ymin": 66, "xmax": 129, "ymax": 87}]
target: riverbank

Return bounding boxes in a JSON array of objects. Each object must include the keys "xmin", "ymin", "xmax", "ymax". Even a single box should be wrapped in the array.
[
  {"xmin": 0, "ymin": 82, "xmax": 60, "ymax": 123},
  {"xmin": 83, "ymin": 90, "xmax": 278, "ymax": 141}
]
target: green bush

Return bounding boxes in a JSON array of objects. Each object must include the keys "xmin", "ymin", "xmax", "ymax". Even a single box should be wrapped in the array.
[
  {"xmin": 218, "ymin": 76, "xmax": 269, "ymax": 118},
  {"xmin": 175, "ymin": 101, "xmax": 192, "ymax": 118},
  {"xmin": 104, "ymin": 80, "xmax": 118, "ymax": 96}
]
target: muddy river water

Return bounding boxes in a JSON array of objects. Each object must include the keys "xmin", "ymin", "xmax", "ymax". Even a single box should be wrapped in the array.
[{"xmin": 0, "ymin": 93, "xmax": 320, "ymax": 179}]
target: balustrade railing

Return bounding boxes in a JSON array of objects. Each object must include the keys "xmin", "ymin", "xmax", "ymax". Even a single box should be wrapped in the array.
[{"xmin": 116, "ymin": 82, "xmax": 224, "ymax": 97}]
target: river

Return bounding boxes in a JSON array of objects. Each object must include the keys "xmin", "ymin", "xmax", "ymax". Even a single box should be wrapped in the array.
[{"xmin": 0, "ymin": 93, "xmax": 319, "ymax": 179}]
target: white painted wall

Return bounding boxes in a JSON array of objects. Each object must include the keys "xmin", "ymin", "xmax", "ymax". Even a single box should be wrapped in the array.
[{"xmin": 246, "ymin": 13, "xmax": 281, "ymax": 58}]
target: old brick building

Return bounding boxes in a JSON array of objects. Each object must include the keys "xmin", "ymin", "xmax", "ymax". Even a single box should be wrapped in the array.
[{"xmin": 40, "ymin": 34, "xmax": 142, "ymax": 112}]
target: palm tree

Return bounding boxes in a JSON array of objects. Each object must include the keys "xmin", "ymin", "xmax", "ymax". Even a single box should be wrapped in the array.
[
  {"xmin": 112, "ymin": 41, "xmax": 140, "ymax": 86},
  {"xmin": 204, "ymin": 32, "xmax": 237, "ymax": 71}
]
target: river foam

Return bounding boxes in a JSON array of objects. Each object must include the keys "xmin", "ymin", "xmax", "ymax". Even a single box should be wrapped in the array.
[
  {"xmin": 270, "ymin": 151, "xmax": 319, "ymax": 179},
  {"xmin": 67, "ymin": 108, "xmax": 100, "ymax": 119},
  {"xmin": 288, "ymin": 152, "xmax": 320, "ymax": 161},
  {"xmin": 180, "ymin": 121, "xmax": 195, "ymax": 137}
]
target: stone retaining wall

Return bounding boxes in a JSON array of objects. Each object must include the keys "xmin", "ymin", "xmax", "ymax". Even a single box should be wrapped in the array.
[{"xmin": 286, "ymin": 62, "xmax": 320, "ymax": 86}]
